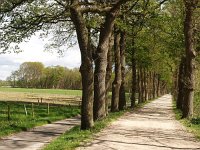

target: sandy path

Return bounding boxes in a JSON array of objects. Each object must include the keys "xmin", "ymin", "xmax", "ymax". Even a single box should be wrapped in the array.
[
  {"xmin": 77, "ymin": 95, "xmax": 200, "ymax": 150},
  {"xmin": 0, "ymin": 117, "xmax": 80, "ymax": 150}
]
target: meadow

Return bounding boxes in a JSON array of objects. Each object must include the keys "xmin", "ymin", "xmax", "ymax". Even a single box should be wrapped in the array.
[
  {"xmin": 0, "ymin": 87, "xmax": 82, "ymax": 105},
  {"xmin": 0, "ymin": 87, "xmax": 82, "ymax": 96}
]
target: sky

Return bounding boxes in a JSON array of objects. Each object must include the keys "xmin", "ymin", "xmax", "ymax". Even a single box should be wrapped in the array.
[{"xmin": 0, "ymin": 35, "xmax": 81, "ymax": 80}]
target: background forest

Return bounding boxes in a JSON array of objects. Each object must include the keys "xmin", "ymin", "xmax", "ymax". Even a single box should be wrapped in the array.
[{"xmin": 6, "ymin": 62, "xmax": 82, "ymax": 89}]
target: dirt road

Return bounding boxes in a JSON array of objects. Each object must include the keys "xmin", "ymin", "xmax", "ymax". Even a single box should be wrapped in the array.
[{"xmin": 77, "ymin": 95, "xmax": 200, "ymax": 150}]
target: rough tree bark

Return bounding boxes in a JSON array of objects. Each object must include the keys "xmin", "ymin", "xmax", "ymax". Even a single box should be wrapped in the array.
[
  {"xmin": 177, "ymin": 57, "xmax": 186, "ymax": 110},
  {"xmin": 105, "ymin": 36, "xmax": 113, "ymax": 115},
  {"xmin": 140, "ymin": 68, "xmax": 145, "ymax": 102},
  {"xmin": 70, "ymin": 2, "xmax": 94, "ymax": 129},
  {"xmin": 182, "ymin": 0, "xmax": 198, "ymax": 119},
  {"xmin": 93, "ymin": 1, "xmax": 124, "ymax": 120},
  {"xmin": 156, "ymin": 74, "xmax": 160, "ymax": 97},
  {"xmin": 119, "ymin": 31, "xmax": 126, "ymax": 110},
  {"xmin": 149, "ymin": 71, "xmax": 152, "ymax": 100},
  {"xmin": 144, "ymin": 68, "xmax": 147, "ymax": 101},
  {"xmin": 111, "ymin": 30, "xmax": 121, "ymax": 112},
  {"xmin": 153, "ymin": 72, "xmax": 156, "ymax": 99},
  {"xmin": 147, "ymin": 72, "xmax": 150, "ymax": 100},
  {"xmin": 173, "ymin": 69, "xmax": 179, "ymax": 100},
  {"xmin": 131, "ymin": 41, "xmax": 137, "ymax": 108},
  {"xmin": 138, "ymin": 67, "xmax": 142, "ymax": 104}
]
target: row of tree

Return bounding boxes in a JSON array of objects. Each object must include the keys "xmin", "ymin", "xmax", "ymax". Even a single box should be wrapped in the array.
[
  {"xmin": 7, "ymin": 62, "xmax": 81, "ymax": 89},
  {"xmin": 0, "ymin": 0, "xmax": 199, "ymax": 130}
]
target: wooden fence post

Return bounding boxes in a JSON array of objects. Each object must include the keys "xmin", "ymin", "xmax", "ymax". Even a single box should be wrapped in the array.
[
  {"xmin": 7, "ymin": 104, "xmax": 10, "ymax": 121},
  {"xmin": 47, "ymin": 103, "xmax": 49, "ymax": 115},
  {"xmin": 32, "ymin": 103, "xmax": 34, "ymax": 117},
  {"xmin": 24, "ymin": 104, "xmax": 28, "ymax": 116}
]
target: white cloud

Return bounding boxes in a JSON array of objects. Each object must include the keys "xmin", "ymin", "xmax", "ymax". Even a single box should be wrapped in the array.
[{"xmin": 0, "ymin": 35, "xmax": 81, "ymax": 80}]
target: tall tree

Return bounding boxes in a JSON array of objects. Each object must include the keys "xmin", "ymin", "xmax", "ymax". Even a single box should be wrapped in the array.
[
  {"xmin": 119, "ymin": 31, "xmax": 126, "ymax": 110},
  {"xmin": 105, "ymin": 36, "xmax": 114, "ymax": 115},
  {"xmin": 177, "ymin": 57, "xmax": 186, "ymax": 110},
  {"xmin": 70, "ymin": 1, "xmax": 94, "ymax": 128},
  {"xmin": 93, "ymin": 2, "xmax": 120, "ymax": 120},
  {"xmin": 111, "ymin": 29, "xmax": 121, "ymax": 112},
  {"xmin": 182, "ymin": 0, "xmax": 199, "ymax": 118}
]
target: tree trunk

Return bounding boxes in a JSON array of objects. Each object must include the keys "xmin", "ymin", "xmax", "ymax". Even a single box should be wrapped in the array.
[
  {"xmin": 138, "ymin": 67, "xmax": 142, "ymax": 104},
  {"xmin": 162, "ymin": 82, "xmax": 167, "ymax": 95},
  {"xmin": 140, "ymin": 68, "xmax": 145, "ymax": 102},
  {"xmin": 157, "ymin": 74, "xmax": 160, "ymax": 97},
  {"xmin": 182, "ymin": 0, "xmax": 198, "ymax": 118},
  {"xmin": 149, "ymin": 71, "xmax": 152, "ymax": 100},
  {"xmin": 147, "ymin": 71, "xmax": 151, "ymax": 100},
  {"xmin": 177, "ymin": 57, "xmax": 186, "ymax": 110},
  {"xmin": 172, "ymin": 69, "xmax": 179, "ymax": 100},
  {"xmin": 94, "ymin": 4, "xmax": 121, "ymax": 120},
  {"xmin": 131, "ymin": 44, "xmax": 136, "ymax": 108},
  {"xmin": 144, "ymin": 68, "xmax": 147, "ymax": 101},
  {"xmin": 70, "ymin": 4, "xmax": 94, "ymax": 129},
  {"xmin": 80, "ymin": 64, "xmax": 94, "ymax": 129},
  {"xmin": 111, "ymin": 30, "xmax": 121, "ymax": 112},
  {"xmin": 153, "ymin": 72, "xmax": 156, "ymax": 99},
  {"xmin": 119, "ymin": 31, "xmax": 126, "ymax": 110},
  {"xmin": 105, "ymin": 36, "xmax": 113, "ymax": 115}
]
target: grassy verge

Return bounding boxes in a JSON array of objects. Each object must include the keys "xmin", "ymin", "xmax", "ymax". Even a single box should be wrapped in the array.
[
  {"xmin": 173, "ymin": 102, "xmax": 200, "ymax": 140},
  {"xmin": 0, "ymin": 101, "xmax": 80, "ymax": 138},
  {"xmin": 43, "ymin": 97, "xmax": 155, "ymax": 150}
]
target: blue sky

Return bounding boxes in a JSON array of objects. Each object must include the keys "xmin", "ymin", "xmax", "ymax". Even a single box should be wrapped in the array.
[{"xmin": 0, "ymin": 35, "xmax": 81, "ymax": 80}]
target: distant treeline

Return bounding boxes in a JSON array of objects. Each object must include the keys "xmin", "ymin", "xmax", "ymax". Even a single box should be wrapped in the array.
[
  {"xmin": 7, "ymin": 62, "xmax": 82, "ymax": 89},
  {"xmin": 0, "ymin": 80, "xmax": 10, "ymax": 87}
]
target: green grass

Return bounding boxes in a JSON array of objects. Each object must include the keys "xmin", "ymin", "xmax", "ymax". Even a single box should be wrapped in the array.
[
  {"xmin": 43, "ymin": 111, "xmax": 125, "ymax": 150},
  {"xmin": 0, "ymin": 87, "xmax": 131, "ymax": 98},
  {"xmin": 0, "ymin": 87, "xmax": 82, "ymax": 96},
  {"xmin": 0, "ymin": 101, "xmax": 80, "ymax": 138},
  {"xmin": 173, "ymin": 101, "xmax": 200, "ymax": 140}
]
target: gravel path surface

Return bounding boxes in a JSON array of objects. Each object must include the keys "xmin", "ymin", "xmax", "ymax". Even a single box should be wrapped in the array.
[{"xmin": 77, "ymin": 95, "xmax": 200, "ymax": 150}]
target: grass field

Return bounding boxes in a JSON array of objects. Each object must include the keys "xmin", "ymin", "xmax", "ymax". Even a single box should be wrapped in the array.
[
  {"xmin": 0, "ymin": 87, "xmax": 82, "ymax": 96},
  {"xmin": 0, "ymin": 87, "xmax": 82, "ymax": 105},
  {"xmin": 0, "ymin": 101, "xmax": 80, "ymax": 138},
  {"xmin": 0, "ymin": 87, "xmax": 132, "ymax": 106}
]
